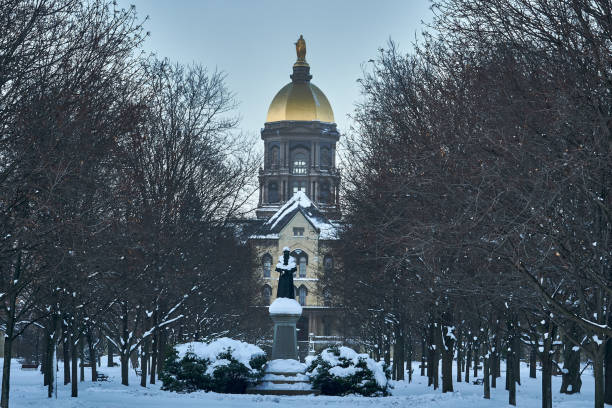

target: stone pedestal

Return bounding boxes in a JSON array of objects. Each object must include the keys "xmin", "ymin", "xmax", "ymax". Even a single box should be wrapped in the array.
[{"xmin": 271, "ymin": 313, "xmax": 300, "ymax": 360}]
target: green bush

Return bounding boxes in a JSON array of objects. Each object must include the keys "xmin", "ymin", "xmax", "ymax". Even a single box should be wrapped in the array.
[
  {"xmin": 160, "ymin": 341, "xmax": 267, "ymax": 394},
  {"xmin": 159, "ymin": 349, "xmax": 212, "ymax": 392},
  {"xmin": 306, "ymin": 346, "xmax": 390, "ymax": 396}
]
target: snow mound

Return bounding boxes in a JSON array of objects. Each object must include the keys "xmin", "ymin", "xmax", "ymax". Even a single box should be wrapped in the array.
[
  {"xmin": 269, "ymin": 298, "xmax": 302, "ymax": 315},
  {"xmin": 265, "ymin": 359, "xmax": 307, "ymax": 373},
  {"xmin": 175, "ymin": 337, "xmax": 265, "ymax": 372}
]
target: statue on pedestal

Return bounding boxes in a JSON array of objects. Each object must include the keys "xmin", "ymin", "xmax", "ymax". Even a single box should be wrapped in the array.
[
  {"xmin": 276, "ymin": 247, "xmax": 296, "ymax": 299},
  {"xmin": 295, "ymin": 35, "xmax": 306, "ymax": 63}
]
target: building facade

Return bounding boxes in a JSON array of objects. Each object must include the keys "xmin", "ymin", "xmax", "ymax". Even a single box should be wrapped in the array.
[{"xmin": 249, "ymin": 36, "xmax": 342, "ymax": 346}]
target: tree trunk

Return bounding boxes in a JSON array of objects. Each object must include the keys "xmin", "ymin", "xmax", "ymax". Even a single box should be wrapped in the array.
[
  {"xmin": 87, "ymin": 332, "xmax": 97, "ymax": 382},
  {"xmin": 491, "ymin": 332, "xmax": 498, "ymax": 388},
  {"xmin": 484, "ymin": 358, "xmax": 491, "ymax": 399},
  {"xmin": 560, "ymin": 339, "xmax": 581, "ymax": 394},
  {"xmin": 421, "ymin": 338, "xmax": 426, "ymax": 377},
  {"xmin": 121, "ymin": 353, "xmax": 129, "ymax": 386},
  {"xmin": 594, "ymin": 356, "xmax": 604, "ymax": 408},
  {"xmin": 393, "ymin": 324, "xmax": 405, "ymax": 381},
  {"xmin": 427, "ymin": 325, "xmax": 436, "ymax": 387},
  {"xmin": 79, "ymin": 336, "xmax": 85, "ymax": 382},
  {"xmin": 140, "ymin": 340, "xmax": 148, "ymax": 388},
  {"xmin": 150, "ymin": 329, "xmax": 157, "ymax": 384},
  {"xmin": 47, "ymin": 336, "xmax": 55, "ymax": 398},
  {"xmin": 1, "ymin": 322, "xmax": 14, "ymax": 408},
  {"xmin": 541, "ymin": 349, "xmax": 552, "ymax": 408},
  {"xmin": 107, "ymin": 338, "xmax": 114, "ymax": 367},
  {"xmin": 406, "ymin": 336, "xmax": 413, "ymax": 383},
  {"xmin": 605, "ymin": 337, "xmax": 612, "ymax": 404},
  {"xmin": 494, "ymin": 332, "xmax": 501, "ymax": 379},
  {"xmin": 473, "ymin": 344, "xmax": 479, "ymax": 379},
  {"xmin": 509, "ymin": 355, "xmax": 516, "ymax": 406},
  {"xmin": 63, "ymin": 330, "xmax": 70, "ymax": 385},
  {"xmin": 156, "ymin": 329, "xmax": 166, "ymax": 378},
  {"xmin": 440, "ymin": 325, "xmax": 454, "ymax": 393},
  {"xmin": 530, "ymin": 346, "xmax": 537, "ymax": 378},
  {"xmin": 70, "ymin": 331, "xmax": 78, "ymax": 397},
  {"xmin": 384, "ymin": 333, "xmax": 391, "ymax": 368},
  {"xmin": 456, "ymin": 335, "xmax": 462, "ymax": 383},
  {"xmin": 514, "ymin": 335, "xmax": 521, "ymax": 386},
  {"xmin": 465, "ymin": 344, "xmax": 471, "ymax": 383},
  {"xmin": 42, "ymin": 334, "xmax": 49, "ymax": 387}
]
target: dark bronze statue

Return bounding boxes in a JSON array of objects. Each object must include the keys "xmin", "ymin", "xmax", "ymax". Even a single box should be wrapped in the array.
[
  {"xmin": 295, "ymin": 35, "xmax": 306, "ymax": 63},
  {"xmin": 276, "ymin": 247, "xmax": 296, "ymax": 298}
]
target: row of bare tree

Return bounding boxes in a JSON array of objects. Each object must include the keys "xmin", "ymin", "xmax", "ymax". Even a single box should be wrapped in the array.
[
  {"xmin": 327, "ymin": 1, "xmax": 610, "ymax": 408},
  {"xmin": 0, "ymin": 1, "xmax": 260, "ymax": 407}
]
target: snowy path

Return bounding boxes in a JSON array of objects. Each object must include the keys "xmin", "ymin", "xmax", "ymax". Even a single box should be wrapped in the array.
[{"xmin": 6, "ymin": 359, "xmax": 594, "ymax": 407}]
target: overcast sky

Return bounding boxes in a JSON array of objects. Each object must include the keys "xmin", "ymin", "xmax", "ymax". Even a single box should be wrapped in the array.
[{"xmin": 116, "ymin": 0, "xmax": 433, "ymax": 137}]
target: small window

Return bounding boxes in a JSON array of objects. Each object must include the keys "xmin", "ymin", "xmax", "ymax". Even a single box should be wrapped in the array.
[
  {"xmin": 292, "ymin": 181, "xmax": 306, "ymax": 195},
  {"xmin": 324, "ymin": 255, "xmax": 333, "ymax": 272},
  {"xmin": 268, "ymin": 182, "xmax": 279, "ymax": 203},
  {"xmin": 269, "ymin": 146, "xmax": 279, "ymax": 167},
  {"xmin": 319, "ymin": 182, "xmax": 330, "ymax": 203},
  {"xmin": 299, "ymin": 286, "xmax": 307, "ymax": 306},
  {"xmin": 320, "ymin": 147, "xmax": 331, "ymax": 167},
  {"xmin": 299, "ymin": 256, "xmax": 307, "ymax": 277},
  {"xmin": 293, "ymin": 227, "xmax": 304, "ymax": 237},
  {"xmin": 292, "ymin": 153, "xmax": 307, "ymax": 175},
  {"xmin": 262, "ymin": 254, "xmax": 272, "ymax": 278},
  {"xmin": 262, "ymin": 285, "xmax": 272, "ymax": 305}
]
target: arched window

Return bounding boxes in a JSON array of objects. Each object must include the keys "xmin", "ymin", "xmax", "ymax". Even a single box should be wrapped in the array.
[
  {"xmin": 269, "ymin": 146, "xmax": 280, "ymax": 167},
  {"xmin": 320, "ymin": 147, "xmax": 331, "ymax": 167},
  {"xmin": 324, "ymin": 255, "xmax": 333, "ymax": 272},
  {"xmin": 319, "ymin": 182, "xmax": 330, "ymax": 203},
  {"xmin": 262, "ymin": 254, "xmax": 272, "ymax": 278},
  {"xmin": 292, "ymin": 153, "xmax": 307, "ymax": 175},
  {"xmin": 299, "ymin": 256, "xmax": 307, "ymax": 277},
  {"xmin": 262, "ymin": 285, "xmax": 272, "ymax": 305},
  {"xmin": 298, "ymin": 286, "xmax": 308, "ymax": 306},
  {"xmin": 268, "ymin": 182, "xmax": 279, "ymax": 203}
]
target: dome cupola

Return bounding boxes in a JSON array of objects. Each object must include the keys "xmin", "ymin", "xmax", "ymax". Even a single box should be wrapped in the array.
[{"xmin": 266, "ymin": 35, "xmax": 334, "ymax": 123}]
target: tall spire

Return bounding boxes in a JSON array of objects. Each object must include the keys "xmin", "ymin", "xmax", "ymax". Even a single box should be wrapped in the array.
[{"xmin": 291, "ymin": 34, "xmax": 312, "ymax": 82}]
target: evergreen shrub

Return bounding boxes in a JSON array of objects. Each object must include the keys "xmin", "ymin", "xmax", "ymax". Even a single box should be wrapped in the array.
[
  {"xmin": 305, "ymin": 345, "xmax": 390, "ymax": 396},
  {"xmin": 160, "ymin": 338, "xmax": 266, "ymax": 394}
]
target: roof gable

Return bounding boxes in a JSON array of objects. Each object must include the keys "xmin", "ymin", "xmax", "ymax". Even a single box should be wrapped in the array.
[{"xmin": 250, "ymin": 191, "xmax": 338, "ymax": 240}]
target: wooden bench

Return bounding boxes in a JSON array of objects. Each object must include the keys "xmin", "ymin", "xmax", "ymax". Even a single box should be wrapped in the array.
[
  {"xmin": 135, "ymin": 369, "xmax": 142, "ymax": 376},
  {"xmin": 473, "ymin": 378, "xmax": 484, "ymax": 385},
  {"xmin": 96, "ymin": 373, "xmax": 109, "ymax": 382},
  {"xmin": 79, "ymin": 363, "xmax": 94, "ymax": 368},
  {"xmin": 21, "ymin": 364, "xmax": 38, "ymax": 370}
]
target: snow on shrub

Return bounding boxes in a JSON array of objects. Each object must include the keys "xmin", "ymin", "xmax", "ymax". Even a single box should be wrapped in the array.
[
  {"xmin": 305, "ymin": 345, "xmax": 390, "ymax": 396},
  {"xmin": 160, "ymin": 338, "xmax": 267, "ymax": 394}
]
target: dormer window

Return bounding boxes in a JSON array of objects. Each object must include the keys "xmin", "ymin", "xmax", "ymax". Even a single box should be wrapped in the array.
[{"xmin": 293, "ymin": 227, "xmax": 304, "ymax": 237}]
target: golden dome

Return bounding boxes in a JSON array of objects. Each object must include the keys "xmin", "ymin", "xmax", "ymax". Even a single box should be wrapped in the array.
[{"xmin": 266, "ymin": 81, "xmax": 334, "ymax": 123}]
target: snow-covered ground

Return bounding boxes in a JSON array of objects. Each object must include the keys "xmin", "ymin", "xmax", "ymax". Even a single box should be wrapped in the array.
[{"xmin": 6, "ymin": 358, "xmax": 594, "ymax": 407}]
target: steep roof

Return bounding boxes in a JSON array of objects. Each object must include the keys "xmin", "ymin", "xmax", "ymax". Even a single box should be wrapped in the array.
[{"xmin": 250, "ymin": 191, "xmax": 339, "ymax": 240}]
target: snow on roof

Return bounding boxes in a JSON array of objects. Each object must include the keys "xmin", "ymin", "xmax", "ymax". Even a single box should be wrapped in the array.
[{"xmin": 252, "ymin": 191, "xmax": 338, "ymax": 240}]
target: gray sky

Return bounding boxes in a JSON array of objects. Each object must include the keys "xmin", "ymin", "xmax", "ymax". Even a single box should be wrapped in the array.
[{"xmin": 117, "ymin": 0, "xmax": 433, "ymax": 137}]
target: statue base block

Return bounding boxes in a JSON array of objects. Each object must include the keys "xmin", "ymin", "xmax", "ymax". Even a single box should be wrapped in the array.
[{"xmin": 270, "ymin": 312, "xmax": 300, "ymax": 360}]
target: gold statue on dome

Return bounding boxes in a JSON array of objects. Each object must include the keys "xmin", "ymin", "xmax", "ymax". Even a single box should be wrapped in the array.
[{"xmin": 295, "ymin": 35, "xmax": 306, "ymax": 62}]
